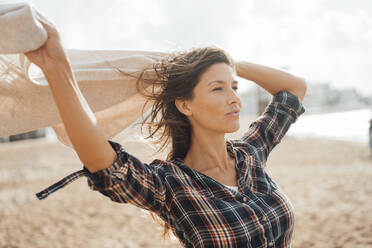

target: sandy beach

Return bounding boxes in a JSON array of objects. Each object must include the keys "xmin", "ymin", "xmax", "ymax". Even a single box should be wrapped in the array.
[{"xmin": 1, "ymin": 127, "xmax": 371, "ymax": 247}]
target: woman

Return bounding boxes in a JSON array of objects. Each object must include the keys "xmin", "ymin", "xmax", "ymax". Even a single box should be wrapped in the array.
[{"xmin": 28, "ymin": 17, "xmax": 307, "ymax": 248}]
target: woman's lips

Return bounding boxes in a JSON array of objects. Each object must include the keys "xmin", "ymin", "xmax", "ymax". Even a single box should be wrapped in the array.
[{"xmin": 226, "ymin": 110, "xmax": 240, "ymax": 116}]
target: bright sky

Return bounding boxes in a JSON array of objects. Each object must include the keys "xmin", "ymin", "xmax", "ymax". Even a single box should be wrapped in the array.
[{"xmin": 27, "ymin": 0, "xmax": 372, "ymax": 96}]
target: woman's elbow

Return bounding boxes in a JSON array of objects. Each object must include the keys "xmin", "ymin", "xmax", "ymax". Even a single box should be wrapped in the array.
[{"xmin": 291, "ymin": 77, "xmax": 307, "ymax": 102}]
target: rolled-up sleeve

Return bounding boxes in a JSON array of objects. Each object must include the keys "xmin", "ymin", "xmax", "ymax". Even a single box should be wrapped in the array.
[
  {"xmin": 241, "ymin": 90, "xmax": 305, "ymax": 164},
  {"xmin": 84, "ymin": 140, "xmax": 167, "ymax": 214}
]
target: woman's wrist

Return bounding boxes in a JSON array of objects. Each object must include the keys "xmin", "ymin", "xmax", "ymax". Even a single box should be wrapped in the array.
[
  {"xmin": 234, "ymin": 60, "xmax": 252, "ymax": 80},
  {"xmin": 42, "ymin": 57, "xmax": 71, "ymax": 75},
  {"xmin": 234, "ymin": 60, "xmax": 246, "ymax": 78}
]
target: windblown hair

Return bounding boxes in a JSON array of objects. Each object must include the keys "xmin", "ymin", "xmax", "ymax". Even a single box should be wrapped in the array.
[
  {"xmin": 116, "ymin": 45, "xmax": 235, "ymax": 237},
  {"xmin": 136, "ymin": 46, "xmax": 235, "ymax": 159}
]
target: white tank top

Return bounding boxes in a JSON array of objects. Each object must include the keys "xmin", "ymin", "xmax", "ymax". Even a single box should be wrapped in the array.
[{"xmin": 224, "ymin": 184, "xmax": 238, "ymax": 192}]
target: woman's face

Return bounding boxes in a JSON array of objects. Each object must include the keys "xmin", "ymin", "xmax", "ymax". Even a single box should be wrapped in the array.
[{"xmin": 179, "ymin": 62, "xmax": 242, "ymax": 135}]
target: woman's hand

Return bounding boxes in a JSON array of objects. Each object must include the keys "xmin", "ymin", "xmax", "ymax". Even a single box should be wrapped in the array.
[
  {"xmin": 24, "ymin": 16, "xmax": 69, "ymax": 72},
  {"xmin": 233, "ymin": 60, "xmax": 244, "ymax": 77}
]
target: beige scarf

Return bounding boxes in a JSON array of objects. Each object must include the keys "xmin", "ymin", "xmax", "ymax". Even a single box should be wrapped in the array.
[{"xmin": 0, "ymin": 2, "xmax": 167, "ymax": 156}]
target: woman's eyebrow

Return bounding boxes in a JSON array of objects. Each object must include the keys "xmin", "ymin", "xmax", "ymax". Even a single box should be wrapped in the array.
[{"xmin": 208, "ymin": 80, "xmax": 239, "ymax": 86}]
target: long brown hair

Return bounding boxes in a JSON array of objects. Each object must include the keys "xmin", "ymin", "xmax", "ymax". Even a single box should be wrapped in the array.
[{"xmin": 116, "ymin": 45, "xmax": 235, "ymax": 237}]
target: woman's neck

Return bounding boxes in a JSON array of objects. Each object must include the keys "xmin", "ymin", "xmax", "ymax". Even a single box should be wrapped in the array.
[{"xmin": 184, "ymin": 132, "xmax": 231, "ymax": 172}]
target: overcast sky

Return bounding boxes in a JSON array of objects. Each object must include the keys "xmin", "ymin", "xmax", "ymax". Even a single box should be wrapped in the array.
[{"xmin": 26, "ymin": 0, "xmax": 372, "ymax": 96}]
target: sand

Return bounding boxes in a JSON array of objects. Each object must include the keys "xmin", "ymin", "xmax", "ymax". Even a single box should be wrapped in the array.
[{"xmin": 0, "ymin": 131, "xmax": 371, "ymax": 248}]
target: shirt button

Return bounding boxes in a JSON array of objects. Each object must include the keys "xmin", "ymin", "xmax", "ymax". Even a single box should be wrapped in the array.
[
  {"xmin": 242, "ymin": 197, "xmax": 248, "ymax": 202},
  {"xmin": 262, "ymin": 216, "xmax": 267, "ymax": 222},
  {"xmin": 268, "ymin": 241, "xmax": 274, "ymax": 247}
]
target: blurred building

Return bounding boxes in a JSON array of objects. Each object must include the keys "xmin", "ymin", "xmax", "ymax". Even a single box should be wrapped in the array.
[
  {"xmin": 303, "ymin": 82, "xmax": 368, "ymax": 113},
  {"xmin": 369, "ymin": 118, "xmax": 372, "ymax": 152},
  {"xmin": 239, "ymin": 85, "xmax": 271, "ymax": 116},
  {"xmin": 239, "ymin": 81, "xmax": 369, "ymax": 116}
]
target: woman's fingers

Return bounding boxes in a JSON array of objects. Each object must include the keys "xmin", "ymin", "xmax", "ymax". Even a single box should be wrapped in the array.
[
  {"xmin": 36, "ymin": 11, "xmax": 55, "ymax": 29},
  {"xmin": 35, "ymin": 12, "xmax": 60, "ymax": 38},
  {"xmin": 24, "ymin": 18, "xmax": 64, "ymax": 68},
  {"xmin": 23, "ymin": 12, "xmax": 69, "ymax": 70}
]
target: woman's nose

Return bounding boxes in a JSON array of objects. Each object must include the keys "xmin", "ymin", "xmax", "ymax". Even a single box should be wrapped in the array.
[{"xmin": 228, "ymin": 88, "xmax": 241, "ymax": 106}]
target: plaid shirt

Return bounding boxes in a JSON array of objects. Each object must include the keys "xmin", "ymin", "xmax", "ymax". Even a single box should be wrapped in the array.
[{"xmin": 36, "ymin": 90, "xmax": 305, "ymax": 248}]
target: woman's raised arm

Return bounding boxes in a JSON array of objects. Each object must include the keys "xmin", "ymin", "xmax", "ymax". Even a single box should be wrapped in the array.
[
  {"xmin": 235, "ymin": 60, "xmax": 307, "ymax": 101},
  {"xmin": 25, "ymin": 17, "xmax": 116, "ymax": 173},
  {"xmin": 234, "ymin": 60, "xmax": 306, "ymax": 163}
]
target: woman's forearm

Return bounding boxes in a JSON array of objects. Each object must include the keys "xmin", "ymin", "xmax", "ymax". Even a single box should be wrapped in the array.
[
  {"xmin": 235, "ymin": 60, "xmax": 307, "ymax": 101},
  {"xmin": 43, "ymin": 61, "xmax": 116, "ymax": 172}
]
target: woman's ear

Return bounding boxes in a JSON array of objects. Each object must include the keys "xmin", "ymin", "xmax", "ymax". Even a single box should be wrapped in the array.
[{"xmin": 175, "ymin": 98, "xmax": 192, "ymax": 116}]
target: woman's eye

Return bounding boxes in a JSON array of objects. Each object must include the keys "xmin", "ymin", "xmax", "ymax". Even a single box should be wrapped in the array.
[{"xmin": 213, "ymin": 87, "xmax": 238, "ymax": 91}]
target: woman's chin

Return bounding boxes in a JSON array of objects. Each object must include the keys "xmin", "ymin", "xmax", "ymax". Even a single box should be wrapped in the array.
[{"xmin": 225, "ymin": 124, "xmax": 240, "ymax": 133}]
